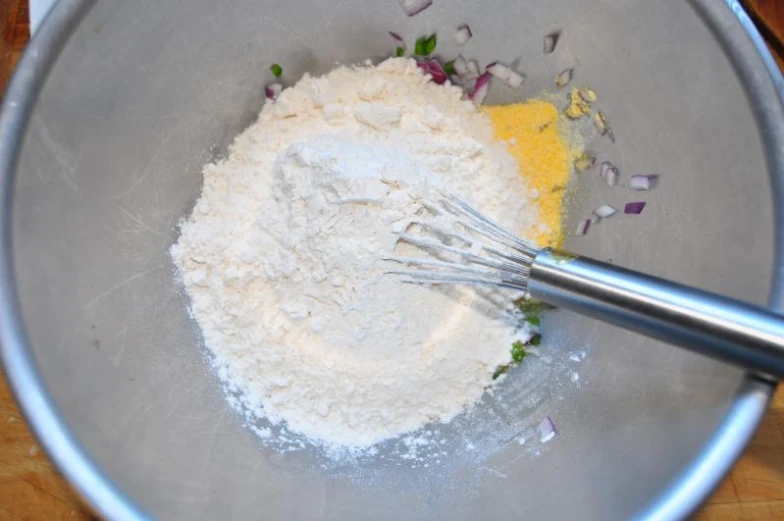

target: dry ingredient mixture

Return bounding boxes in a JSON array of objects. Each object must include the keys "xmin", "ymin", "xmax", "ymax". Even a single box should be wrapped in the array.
[
  {"xmin": 172, "ymin": 58, "xmax": 576, "ymax": 448},
  {"xmin": 484, "ymin": 101, "xmax": 580, "ymax": 247}
]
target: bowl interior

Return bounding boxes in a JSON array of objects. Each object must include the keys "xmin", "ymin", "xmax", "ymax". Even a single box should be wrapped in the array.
[{"xmin": 9, "ymin": 1, "xmax": 775, "ymax": 520}]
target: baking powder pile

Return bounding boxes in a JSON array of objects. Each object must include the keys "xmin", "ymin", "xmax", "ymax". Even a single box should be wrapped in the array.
[{"xmin": 171, "ymin": 58, "xmax": 540, "ymax": 447}]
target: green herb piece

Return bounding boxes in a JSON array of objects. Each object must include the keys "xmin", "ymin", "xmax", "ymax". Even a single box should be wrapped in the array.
[
  {"xmin": 493, "ymin": 364, "xmax": 510, "ymax": 380},
  {"xmin": 415, "ymin": 33, "xmax": 437, "ymax": 56},
  {"xmin": 493, "ymin": 299, "xmax": 551, "ymax": 381},
  {"xmin": 444, "ymin": 60, "xmax": 455, "ymax": 76},
  {"xmin": 526, "ymin": 315, "xmax": 541, "ymax": 327},
  {"xmin": 511, "ymin": 341, "xmax": 527, "ymax": 363},
  {"xmin": 396, "ymin": 46, "xmax": 406, "ymax": 57},
  {"xmin": 270, "ymin": 63, "xmax": 283, "ymax": 78},
  {"xmin": 425, "ymin": 33, "xmax": 437, "ymax": 55},
  {"xmin": 414, "ymin": 37, "xmax": 427, "ymax": 56}
]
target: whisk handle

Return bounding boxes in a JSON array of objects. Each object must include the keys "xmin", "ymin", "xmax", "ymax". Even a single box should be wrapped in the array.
[{"xmin": 528, "ymin": 249, "xmax": 784, "ymax": 381}]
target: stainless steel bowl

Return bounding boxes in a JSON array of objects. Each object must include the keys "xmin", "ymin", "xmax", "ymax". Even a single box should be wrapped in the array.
[{"xmin": 1, "ymin": 1, "xmax": 782, "ymax": 520}]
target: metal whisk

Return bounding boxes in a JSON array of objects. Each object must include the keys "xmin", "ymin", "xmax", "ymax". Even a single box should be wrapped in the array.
[{"xmin": 388, "ymin": 190, "xmax": 784, "ymax": 380}]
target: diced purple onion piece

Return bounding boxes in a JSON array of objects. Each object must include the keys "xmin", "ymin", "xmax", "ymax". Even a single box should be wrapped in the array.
[
  {"xmin": 538, "ymin": 416, "xmax": 558, "ymax": 443},
  {"xmin": 575, "ymin": 218, "xmax": 591, "ymax": 235},
  {"xmin": 624, "ymin": 201, "xmax": 646, "ymax": 214},
  {"xmin": 600, "ymin": 161, "xmax": 619, "ymax": 187},
  {"xmin": 630, "ymin": 174, "xmax": 659, "ymax": 191},
  {"xmin": 389, "ymin": 31, "xmax": 405, "ymax": 44},
  {"xmin": 453, "ymin": 55, "xmax": 469, "ymax": 77},
  {"xmin": 487, "ymin": 62, "xmax": 524, "ymax": 87},
  {"xmin": 427, "ymin": 59, "xmax": 448, "ymax": 85},
  {"xmin": 594, "ymin": 204, "xmax": 617, "ymax": 218},
  {"xmin": 399, "ymin": 0, "xmax": 433, "ymax": 17},
  {"xmin": 507, "ymin": 70, "xmax": 525, "ymax": 88},
  {"xmin": 543, "ymin": 31, "xmax": 561, "ymax": 54},
  {"xmin": 265, "ymin": 82, "xmax": 283, "ymax": 100},
  {"xmin": 417, "ymin": 58, "xmax": 448, "ymax": 85},
  {"xmin": 454, "ymin": 24, "xmax": 473, "ymax": 45},
  {"xmin": 486, "ymin": 61, "xmax": 511, "ymax": 82},
  {"xmin": 469, "ymin": 72, "xmax": 491, "ymax": 104},
  {"xmin": 466, "ymin": 59, "xmax": 481, "ymax": 79}
]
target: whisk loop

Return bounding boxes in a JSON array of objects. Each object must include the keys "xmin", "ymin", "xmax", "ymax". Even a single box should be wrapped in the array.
[
  {"xmin": 387, "ymin": 190, "xmax": 538, "ymax": 291},
  {"xmin": 385, "ymin": 189, "xmax": 784, "ymax": 381}
]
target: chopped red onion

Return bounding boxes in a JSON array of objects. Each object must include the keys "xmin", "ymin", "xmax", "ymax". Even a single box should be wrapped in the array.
[
  {"xmin": 538, "ymin": 416, "xmax": 558, "ymax": 443},
  {"xmin": 624, "ymin": 201, "xmax": 646, "ymax": 214},
  {"xmin": 575, "ymin": 218, "xmax": 591, "ymax": 235},
  {"xmin": 486, "ymin": 62, "xmax": 524, "ymax": 87},
  {"xmin": 389, "ymin": 31, "xmax": 405, "ymax": 44},
  {"xmin": 452, "ymin": 55, "xmax": 469, "ymax": 77},
  {"xmin": 507, "ymin": 70, "xmax": 525, "ymax": 88},
  {"xmin": 399, "ymin": 0, "xmax": 432, "ymax": 16},
  {"xmin": 454, "ymin": 24, "xmax": 472, "ymax": 45},
  {"xmin": 265, "ymin": 83, "xmax": 283, "ymax": 100},
  {"xmin": 486, "ymin": 62, "xmax": 511, "ymax": 82},
  {"xmin": 543, "ymin": 31, "xmax": 561, "ymax": 54},
  {"xmin": 594, "ymin": 204, "xmax": 617, "ymax": 218},
  {"xmin": 417, "ymin": 58, "xmax": 448, "ymax": 85},
  {"xmin": 600, "ymin": 161, "xmax": 619, "ymax": 187},
  {"xmin": 465, "ymin": 59, "xmax": 481, "ymax": 80},
  {"xmin": 629, "ymin": 175, "xmax": 659, "ymax": 191},
  {"xmin": 468, "ymin": 72, "xmax": 491, "ymax": 104},
  {"xmin": 428, "ymin": 60, "xmax": 448, "ymax": 85},
  {"xmin": 556, "ymin": 68, "xmax": 574, "ymax": 88}
]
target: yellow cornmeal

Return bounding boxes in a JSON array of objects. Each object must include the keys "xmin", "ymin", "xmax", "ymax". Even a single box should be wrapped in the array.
[{"xmin": 483, "ymin": 101, "xmax": 579, "ymax": 248}]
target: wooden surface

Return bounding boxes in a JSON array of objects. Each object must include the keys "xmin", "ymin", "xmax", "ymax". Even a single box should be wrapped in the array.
[
  {"xmin": 1, "ymin": 1, "xmax": 784, "ymax": 520},
  {"xmin": 742, "ymin": 0, "xmax": 784, "ymax": 71}
]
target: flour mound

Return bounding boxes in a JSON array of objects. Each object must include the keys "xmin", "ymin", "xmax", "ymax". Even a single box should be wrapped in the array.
[{"xmin": 171, "ymin": 58, "xmax": 539, "ymax": 447}]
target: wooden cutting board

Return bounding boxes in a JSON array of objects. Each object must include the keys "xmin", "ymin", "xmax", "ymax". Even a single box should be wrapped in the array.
[{"xmin": 1, "ymin": 1, "xmax": 784, "ymax": 519}]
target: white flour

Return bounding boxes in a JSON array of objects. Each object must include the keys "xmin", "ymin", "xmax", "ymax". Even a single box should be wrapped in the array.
[{"xmin": 171, "ymin": 58, "xmax": 540, "ymax": 447}]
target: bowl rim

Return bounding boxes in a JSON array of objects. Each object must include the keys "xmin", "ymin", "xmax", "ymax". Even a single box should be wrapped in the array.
[{"xmin": 0, "ymin": 1, "xmax": 780, "ymax": 520}]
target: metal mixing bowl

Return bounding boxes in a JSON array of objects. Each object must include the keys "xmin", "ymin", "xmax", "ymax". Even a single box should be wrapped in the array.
[{"xmin": 1, "ymin": 0, "xmax": 783, "ymax": 520}]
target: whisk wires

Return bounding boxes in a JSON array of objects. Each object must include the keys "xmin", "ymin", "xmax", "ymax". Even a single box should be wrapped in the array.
[{"xmin": 386, "ymin": 190, "xmax": 541, "ymax": 291}]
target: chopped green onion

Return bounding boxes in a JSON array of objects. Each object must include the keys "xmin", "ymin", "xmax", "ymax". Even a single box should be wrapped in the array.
[
  {"xmin": 415, "ymin": 33, "xmax": 437, "ymax": 56},
  {"xmin": 444, "ymin": 60, "xmax": 455, "ymax": 75},
  {"xmin": 529, "ymin": 334, "xmax": 542, "ymax": 347},
  {"xmin": 511, "ymin": 341, "xmax": 527, "ymax": 363},
  {"xmin": 396, "ymin": 46, "xmax": 406, "ymax": 57},
  {"xmin": 526, "ymin": 315, "xmax": 541, "ymax": 327},
  {"xmin": 270, "ymin": 63, "xmax": 282, "ymax": 78}
]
